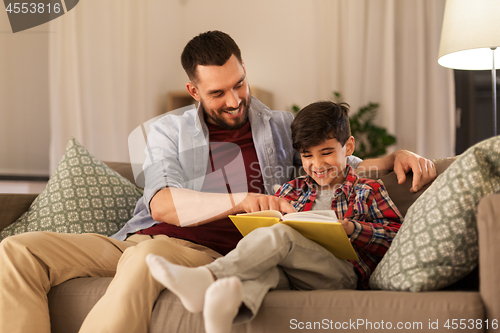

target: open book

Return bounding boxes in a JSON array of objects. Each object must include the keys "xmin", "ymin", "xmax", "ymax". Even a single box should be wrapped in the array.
[{"xmin": 229, "ymin": 210, "xmax": 358, "ymax": 261}]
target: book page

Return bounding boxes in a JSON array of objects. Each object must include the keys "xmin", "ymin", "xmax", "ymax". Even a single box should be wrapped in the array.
[
  {"xmin": 236, "ymin": 210, "xmax": 285, "ymax": 219},
  {"xmin": 282, "ymin": 210, "xmax": 338, "ymax": 222}
]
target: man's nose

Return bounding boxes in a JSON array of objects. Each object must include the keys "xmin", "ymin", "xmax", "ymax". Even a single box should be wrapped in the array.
[{"xmin": 225, "ymin": 89, "xmax": 240, "ymax": 109}]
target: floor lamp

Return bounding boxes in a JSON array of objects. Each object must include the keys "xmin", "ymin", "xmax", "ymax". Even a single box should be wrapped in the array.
[{"xmin": 438, "ymin": 0, "xmax": 500, "ymax": 136}]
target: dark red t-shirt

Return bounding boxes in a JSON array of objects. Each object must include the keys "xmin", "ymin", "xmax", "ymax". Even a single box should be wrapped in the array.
[{"xmin": 139, "ymin": 120, "xmax": 264, "ymax": 255}]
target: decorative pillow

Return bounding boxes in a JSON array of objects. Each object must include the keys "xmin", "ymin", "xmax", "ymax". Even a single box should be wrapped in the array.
[
  {"xmin": 0, "ymin": 138, "xmax": 143, "ymax": 240},
  {"xmin": 370, "ymin": 136, "xmax": 500, "ymax": 292}
]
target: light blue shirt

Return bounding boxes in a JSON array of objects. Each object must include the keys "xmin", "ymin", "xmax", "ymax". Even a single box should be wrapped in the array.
[{"xmin": 112, "ymin": 96, "xmax": 361, "ymax": 240}]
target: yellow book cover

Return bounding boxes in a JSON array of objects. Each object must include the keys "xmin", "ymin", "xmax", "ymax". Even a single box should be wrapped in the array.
[{"xmin": 229, "ymin": 210, "xmax": 359, "ymax": 261}]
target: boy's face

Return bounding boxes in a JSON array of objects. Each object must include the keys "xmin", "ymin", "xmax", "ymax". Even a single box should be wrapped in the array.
[{"xmin": 300, "ymin": 136, "xmax": 355, "ymax": 190}]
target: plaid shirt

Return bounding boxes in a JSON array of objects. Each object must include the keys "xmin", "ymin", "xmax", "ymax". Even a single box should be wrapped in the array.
[{"xmin": 275, "ymin": 165, "xmax": 403, "ymax": 289}]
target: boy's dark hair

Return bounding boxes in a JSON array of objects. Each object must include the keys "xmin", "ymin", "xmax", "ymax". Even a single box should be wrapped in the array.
[
  {"xmin": 181, "ymin": 31, "xmax": 242, "ymax": 82},
  {"xmin": 291, "ymin": 101, "xmax": 351, "ymax": 152}
]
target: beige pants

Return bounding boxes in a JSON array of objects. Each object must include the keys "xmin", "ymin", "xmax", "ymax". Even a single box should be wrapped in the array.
[{"xmin": 0, "ymin": 231, "xmax": 220, "ymax": 333}]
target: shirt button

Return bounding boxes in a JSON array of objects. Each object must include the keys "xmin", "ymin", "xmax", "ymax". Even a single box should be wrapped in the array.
[{"xmin": 268, "ymin": 147, "xmax": 273, "ymax": 154}]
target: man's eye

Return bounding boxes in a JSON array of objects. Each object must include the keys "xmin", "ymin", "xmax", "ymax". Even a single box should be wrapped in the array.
[
  {"xmin": 323, "ymin": 152, "xmax": 332, "ymax": 156},
  {"xmin": 301, "ymin": 155, "xmax": 311, "ymax": 158}
]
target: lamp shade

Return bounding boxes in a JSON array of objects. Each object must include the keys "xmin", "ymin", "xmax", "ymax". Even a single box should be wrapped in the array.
[{"xmin": 438, "ymin": 0, "xmax": 500, "ymax": 70}]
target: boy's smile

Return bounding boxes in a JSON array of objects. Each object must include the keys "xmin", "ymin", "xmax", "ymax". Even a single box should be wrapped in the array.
[{"xmin": 300, "ymin": 137, "xmax": 355, "ymax": 190}]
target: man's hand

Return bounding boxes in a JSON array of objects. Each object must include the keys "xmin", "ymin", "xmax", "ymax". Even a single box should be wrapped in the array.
[
  {"xmin": 358, "ymin": 150, "xmax": 437, "ymax": 193},
  {"xmin": 237, "ymin": 193, "xmax": 297, "ymax": 214},
  {"xmin": 392, "ymin": 150, "xmax": 437, "ymax": 193}
]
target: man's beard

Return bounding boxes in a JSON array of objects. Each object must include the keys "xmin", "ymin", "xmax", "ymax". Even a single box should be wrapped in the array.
[{"xmin": 202, "ymin": 96, "xmax": 251, "ymax": 130}]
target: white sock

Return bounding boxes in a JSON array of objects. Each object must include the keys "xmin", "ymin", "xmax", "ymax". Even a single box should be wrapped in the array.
[
  {"xmin": 145, "ymin": 253, "xmax": 214, "ymax": 313},
  {"xmin": 203, "ymin": 277, "xmax": 242, "ymax": 333}
]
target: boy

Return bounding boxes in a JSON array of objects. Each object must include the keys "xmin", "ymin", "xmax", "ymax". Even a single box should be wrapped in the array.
[{"xmin": 146, "ymin": 101, "xmax": 403, "ymax": 333}]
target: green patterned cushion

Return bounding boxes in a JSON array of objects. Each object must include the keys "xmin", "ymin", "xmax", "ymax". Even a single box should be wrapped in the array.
[
  {"xmin": 370, "ymin": 136, "xmax": 500, "ymax": 291},
  {"xmin": 0, "ymin": 138, "xmax": 143, "ymax": 240}
]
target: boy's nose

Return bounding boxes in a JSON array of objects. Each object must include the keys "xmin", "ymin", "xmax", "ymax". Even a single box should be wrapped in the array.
[{"xmin": 312, "ymin": 156, "xmax": 324, "ymax": 167}]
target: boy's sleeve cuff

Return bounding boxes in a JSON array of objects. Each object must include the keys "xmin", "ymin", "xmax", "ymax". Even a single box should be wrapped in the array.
[{"xmin": 349, "ymin": 220, "xmax": 363, "ymax": 240}]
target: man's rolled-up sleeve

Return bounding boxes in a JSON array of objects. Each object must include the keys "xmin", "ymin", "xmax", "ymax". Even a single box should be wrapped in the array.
[{"xmin": 143, "ymin": 121, "xmax": 186, "ymax": 215}]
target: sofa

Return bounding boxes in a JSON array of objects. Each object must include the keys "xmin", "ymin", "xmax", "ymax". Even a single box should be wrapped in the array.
[{"xmin": 1, "ymin": 157, "xmax": 499, "ymax": 333}]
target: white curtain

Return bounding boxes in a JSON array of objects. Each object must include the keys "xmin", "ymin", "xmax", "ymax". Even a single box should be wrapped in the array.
[
  {"xmin": 315, "ymin": 0, "xmax": 455, "ymax": 159},
  {"xmin": 48, "ymin": 0, "xmax": 151, "ymax": 174},
  {"xmin": 48, "ymin": 0, "xmax": 455, "ymax": 174}
]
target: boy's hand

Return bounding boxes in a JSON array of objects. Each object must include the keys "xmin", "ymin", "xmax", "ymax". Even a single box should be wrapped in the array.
[
  {"xmin": 237, "ymin": 193, "xmax": 296, "ymax": 214},
  {"xmin": 340, "ymin": 219, "xmax": 355, "ymax": 236}
]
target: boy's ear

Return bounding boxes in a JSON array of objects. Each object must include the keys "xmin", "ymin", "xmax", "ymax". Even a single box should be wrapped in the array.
[
  {"xmin": 345, "ymin": 136, "xmax": 355, "ymax": 156},
  {"xmin": 186, "ymin": 82, "xmax": 201, "ymax": 102}
]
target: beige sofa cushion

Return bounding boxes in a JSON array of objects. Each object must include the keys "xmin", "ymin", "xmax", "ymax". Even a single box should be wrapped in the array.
[
  {"xmin": 0, "ymin": 193, "xmax": 37, "ymax": 232},
  {"xmin": 48, "ymin": 277, "xmax": 484, "ymax": 333}
]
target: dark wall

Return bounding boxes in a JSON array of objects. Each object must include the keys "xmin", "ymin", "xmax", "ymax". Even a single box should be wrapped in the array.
[{"xmin": 454, "ymin": 69, "xmax": 500, "ymax": 155}]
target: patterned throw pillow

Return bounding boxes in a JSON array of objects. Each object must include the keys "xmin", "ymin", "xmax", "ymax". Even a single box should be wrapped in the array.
[
  {"xmin": 370, "ymin": 136, "xmax": 500, "ymax": 292},
  {"xmin": 0, "ymin": 138, "xmax": 143, "ymax": 240}
]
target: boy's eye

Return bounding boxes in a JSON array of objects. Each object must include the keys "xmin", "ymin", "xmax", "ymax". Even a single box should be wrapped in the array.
[
  {"xmin": 301, "ymin": 154, "xmax": 312, "ymax": 158},
  {"xmin": 322, "ymin": 152, "xmax": 332, "ymax": 156}
]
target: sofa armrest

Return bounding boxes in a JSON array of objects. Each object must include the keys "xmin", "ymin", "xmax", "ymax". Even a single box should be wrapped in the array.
[
  {"xmin": 477, "ymin": 193, "xmax": 500, "ymax": 331},
  {"xmin": 0, "ymin": 193, "xmax": 37, "ymax": 232},
  {"xmin": 358, "ymin": 156, "xmax": 458, "ymax": 216}
]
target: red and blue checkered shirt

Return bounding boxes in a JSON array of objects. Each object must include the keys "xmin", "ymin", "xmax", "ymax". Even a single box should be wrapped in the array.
[{"xmin": 274, "ymin": 165, "xmax": 403, "ymax": 289}]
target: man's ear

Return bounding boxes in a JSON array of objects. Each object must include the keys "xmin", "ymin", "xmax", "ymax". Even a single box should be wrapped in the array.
[
  {"xmin": 186, "ymin": 82, "xmax": 201, "ymax": 102},
  {"xmin": 345, "ymin": 136, "xmax": 355, "ymax": 156}
]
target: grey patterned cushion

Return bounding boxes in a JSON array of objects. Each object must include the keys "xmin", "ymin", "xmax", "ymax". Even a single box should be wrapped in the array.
[
  {"xmin": 0, "ymin": 138, "xmax": 143, "ymax": 240},
  {"xmin": 370, "ymin": 136, "xmax": 500, "ymax": 291}
]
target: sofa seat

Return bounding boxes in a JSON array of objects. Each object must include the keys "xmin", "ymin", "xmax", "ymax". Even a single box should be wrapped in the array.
[{"xmin": 48, "ymin": 277, "xmax": 484, "ymax": 333}]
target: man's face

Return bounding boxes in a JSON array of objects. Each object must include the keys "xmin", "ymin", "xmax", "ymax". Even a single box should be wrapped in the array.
[
  {"xmin": 300, "ymin": 137, "xmax": 355, "ymax": 190},
  {"xmin": 186, "ymin": 54, "xmax": 250, "ymax": 130}
]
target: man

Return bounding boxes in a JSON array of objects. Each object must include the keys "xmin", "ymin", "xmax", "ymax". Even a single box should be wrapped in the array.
[{"xmin": 0, "ymin": 30, "xmax": 436, "ymax": 333}]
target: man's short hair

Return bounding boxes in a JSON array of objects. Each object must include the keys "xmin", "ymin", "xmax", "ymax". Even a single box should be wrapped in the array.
[
  {"xmin": 291, "ymin": 101, "xmax": 351, "ymax": 152},
  {"xmin": 181, "ymin": 30, "xmax": 242, "ymax": 82}
]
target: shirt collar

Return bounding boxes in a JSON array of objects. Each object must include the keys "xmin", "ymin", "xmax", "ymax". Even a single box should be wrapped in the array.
[
  {"xmin": 341, "ymin": 164, "xmax": 359, "ymax": 198},
  {"xmin": 195, "ymin": 103, "xmax": 206, "ymax": 136}
]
